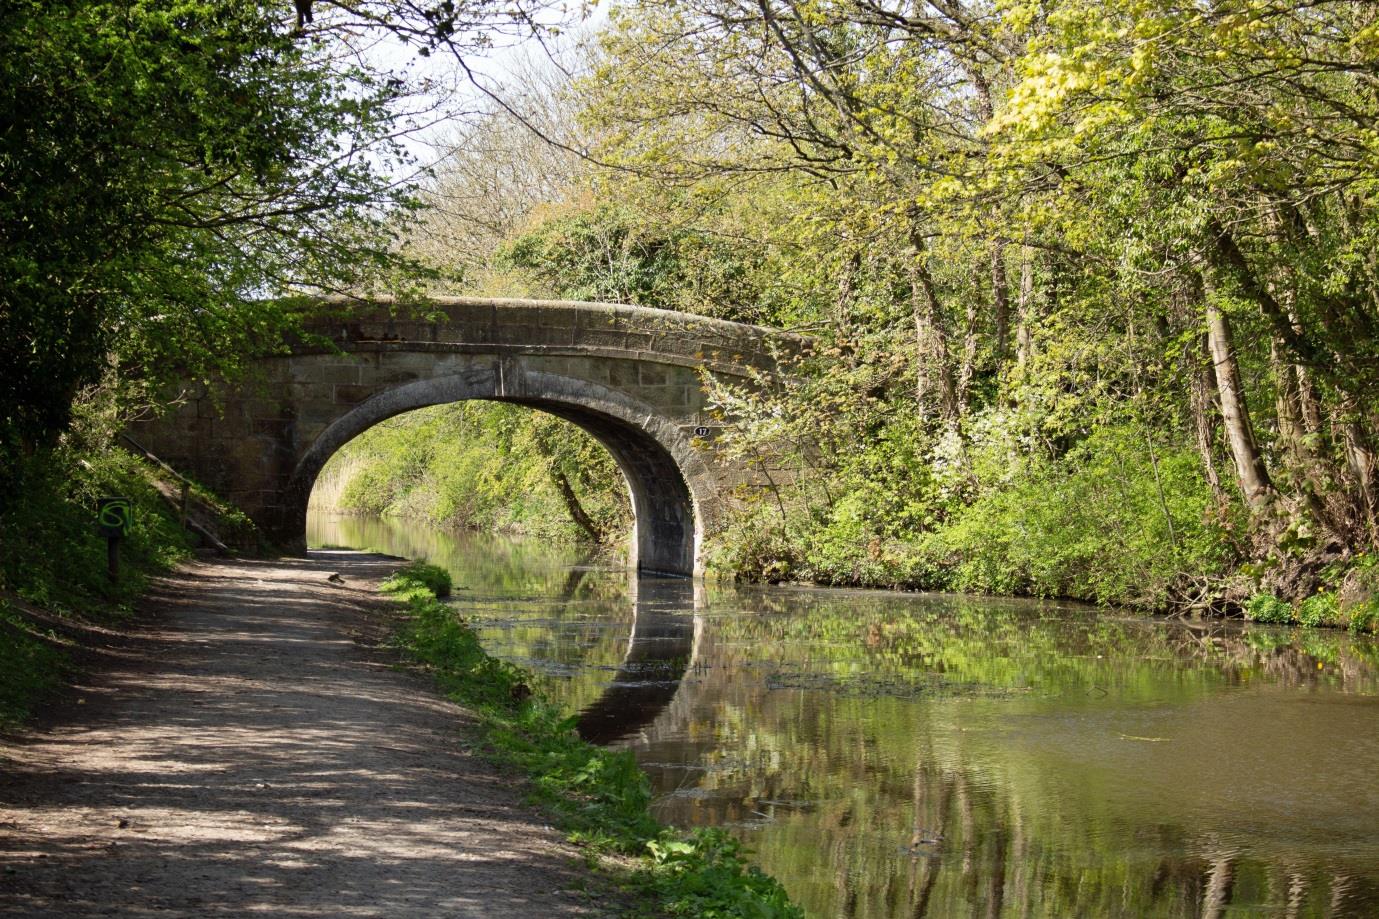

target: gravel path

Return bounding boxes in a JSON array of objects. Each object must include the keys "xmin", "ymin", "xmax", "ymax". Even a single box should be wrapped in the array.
[{"xmin": 0, "ymin": 552, "xmax": 615, "ymax": 917}]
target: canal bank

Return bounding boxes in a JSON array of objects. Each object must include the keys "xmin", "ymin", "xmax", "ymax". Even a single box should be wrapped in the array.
[{"xmin": 0, "ymin": 554, "xmax": 624, "ymax": 917}]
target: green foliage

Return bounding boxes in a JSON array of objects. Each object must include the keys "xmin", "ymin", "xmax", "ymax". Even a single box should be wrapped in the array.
[
  {"xmin": 0, "ymin": 428, "xmax": 204, "ymax": 726},
  {"xmin": 0, "ymin": 0, "xmax": 422, "ymax": 471},
  {"xmin": 934, "ymin": 423, "xmax": 1231, "ymax": 606},
  {"xmin": 1245, "ymin": 594, "xmax": 1293, "ymax": 625},
  {"xmin": 315, "ymin": 402, "xmax": 630, "ymax": 543},
  {"xmin": 381, "ymin": 573, "xmax": 801, "ymax": 917},
  {"xmin": 1, "ymin": 445, "xmax": 192, "ymax": 613},
  {"xmin": 495, "ymin": 201, "xmax": 773, "ymax": 324},
  {"xmin": 644, "ymin": 830, "xmax": 801, "ymax": 918},
  {"xmin": 1297, "ymin": 592, "xmax": 1340, "ymax": 628},
  {"xmin": 1349, "ymin": 600, "xmax": 1379, "ymax": 634},
  {"xmin": 0, "ymin": 599, "xmax": 66, "ymax": 731},
  {"xmin": 712, "ymin": 413, "xmax": 1232, "ymax": 608},
  {"xmin": 383, "ymin": 561, "xmax": 453, "ymax": 599}
]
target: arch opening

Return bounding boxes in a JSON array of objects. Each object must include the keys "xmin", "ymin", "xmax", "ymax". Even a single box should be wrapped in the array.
[{"xmin": 284, "ymin": 366, "xmax": 704, "ymax": 576}]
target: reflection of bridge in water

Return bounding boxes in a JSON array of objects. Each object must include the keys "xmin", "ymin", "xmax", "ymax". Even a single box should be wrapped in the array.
[{"xmin": 575, "ymin": 577, "xmax": 702, "ymax": 745}]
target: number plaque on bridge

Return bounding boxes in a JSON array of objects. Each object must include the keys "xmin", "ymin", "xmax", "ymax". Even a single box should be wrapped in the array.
[{"xmin": 693, "ymin": 426, "xmax": 712, "ymax": 437}]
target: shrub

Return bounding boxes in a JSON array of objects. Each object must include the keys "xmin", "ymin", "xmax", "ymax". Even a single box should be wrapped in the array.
[
  {"xmin": 1349, "ymin": 599, "xmax": 1379, "ymax": 634},
  {"xmin": 1297, "ymin": 592, "xmax": 1340, "ymax": 628},
  {"xmin": 384, "ymin": 561, "xmax": 453, "ymax": 598},
  {"xmin": 1244, "ymin": 594, "xmax": 1293, "ymax": 624},
  {"xmin": 0, "ymin": 439, "xmax": 200, "ymax": 725}
]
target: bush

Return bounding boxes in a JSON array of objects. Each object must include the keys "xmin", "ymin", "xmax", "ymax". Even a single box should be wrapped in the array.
[
  {"xmin": 384, "ymin": 561, "xmax": 453, "ymax": 598},
  {"xmin": 1245, "ymin": 593, "xmax": 1293, "ymax": 624},
  {"xmin": 1, "ymin": 446, "xmax": 192, "ymax": 613},
  {"xmin": 0, "ymin": 599, "xmax": 65, "ymax": 730},
  {"xmin": 1349, "ymin": 599, "xmax": 1379, "ymax": 634},
  {"xmin": 0, "ymin": 439, "xmax": 199, "ymax": 725},
  {"xmin": 1297, "ymin": 592, "xmax": 1340, "ymax": 628},
  {"xmin": 934, "ymin": 424, "xmax": 1233, "ymax": 606},
  {"xmin": 709, "ymin": 414, "xmax": 1240, "ymax": 610}
]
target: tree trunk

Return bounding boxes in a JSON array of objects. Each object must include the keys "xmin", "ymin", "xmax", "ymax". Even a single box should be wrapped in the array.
[
  {"xmin": 1203, "ymin": 289, "xmax": 1277, "ymax": 522},
  {"xmin": 908, "ymin": 226, "xmax": 959, "ymax": 424},
  {"xmin": 1272, "ymin": 339, "xmax": 1338, "ymax": 535},
  {"xmin": 551, "ymin": 467, "xmax": 604, "ymax": 543},
  {"xmin": 957, "ymin": 284, "xmax": 979, "ymax": 416},
  {"xmin": 1338, "ymin": 400, "xmax": 1379, "ymax": 546},
  {"xmin": 1189, "ymin": 336, "xmax": 1228, "ymax": 507},
  {"xmin": 836, "ymin": 247, "xmax": 860, "ymax": 329},
  {"xmin": 1201, "ymin": 854, "xmax": 1237, "ymax": 919},
  {"xmin": 991, "ymin": 242, "xmax": 1010, "ymax": 367},
  {"xmin": 1016, "ymin": 249, "xmax": 1035, "ymax": 369}
]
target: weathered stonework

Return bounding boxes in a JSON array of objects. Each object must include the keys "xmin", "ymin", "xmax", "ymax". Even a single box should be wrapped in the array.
[{"xmin": 131, "ymin": 297, "xmax": 803, "ymax": 576}]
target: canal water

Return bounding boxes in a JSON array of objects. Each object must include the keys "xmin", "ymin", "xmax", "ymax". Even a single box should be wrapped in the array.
[{"xmin": 308, "ymin": 512, "xmax": 1379, "ymax": 918}]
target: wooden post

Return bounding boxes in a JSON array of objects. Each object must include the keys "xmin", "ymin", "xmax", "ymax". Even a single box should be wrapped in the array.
[{"xmin": 107, "ymin": 535, "xmax": 120, "ymax": 583}]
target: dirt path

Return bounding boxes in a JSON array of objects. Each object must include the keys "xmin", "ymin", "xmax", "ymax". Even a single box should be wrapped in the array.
[{"xmin": 0, "ymin": 552, "xmax": 616, "ymax": 917}]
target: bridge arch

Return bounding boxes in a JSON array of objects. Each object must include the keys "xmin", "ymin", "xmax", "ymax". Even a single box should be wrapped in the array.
[{"xmin": 288, "ymin": 366, "xmax": 709, "ymax": 576}]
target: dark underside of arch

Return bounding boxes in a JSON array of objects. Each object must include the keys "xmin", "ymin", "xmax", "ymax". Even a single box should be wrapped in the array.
[{"xmin": 506, "ymin": 399, "xmax": 695, "ymax": 578}]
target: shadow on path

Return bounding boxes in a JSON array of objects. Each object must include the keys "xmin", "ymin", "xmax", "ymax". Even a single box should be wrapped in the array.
[{"xmin": 0, "ymin": 552, "xmax": 611, "ymax": 918}]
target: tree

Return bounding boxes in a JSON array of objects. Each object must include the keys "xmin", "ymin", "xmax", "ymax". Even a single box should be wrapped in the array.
[
  {"xmin": 542, "ymin": 0, "xmax": 1379, "ymax": 602},
  {"xmin": 0, "ymin": 0, "xmax": 434, "ymax": 477}
]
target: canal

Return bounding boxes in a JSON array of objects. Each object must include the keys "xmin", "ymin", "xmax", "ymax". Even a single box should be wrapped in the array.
[{"xmin": 309, "ymin": 512, "xmax": 1379, "ymax": 917}]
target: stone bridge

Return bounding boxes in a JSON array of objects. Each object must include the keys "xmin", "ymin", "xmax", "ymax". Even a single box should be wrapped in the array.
[{"xmin": 132, "ymin": 297, "xmax": 803, "ymax": 576}]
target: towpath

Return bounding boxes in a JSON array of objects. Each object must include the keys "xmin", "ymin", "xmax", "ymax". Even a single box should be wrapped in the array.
[{"xmin": 0, "ymin": 552, "xmax": 613, "ymax": 917}]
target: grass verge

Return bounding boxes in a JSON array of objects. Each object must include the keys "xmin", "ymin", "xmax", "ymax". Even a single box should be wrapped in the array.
[{"xmin": 380, "ymin": 561, "xmax": 801, "ymax": 919}]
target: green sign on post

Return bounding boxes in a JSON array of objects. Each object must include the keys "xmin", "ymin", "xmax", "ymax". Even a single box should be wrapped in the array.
[
  {"xmin": 97, "ymin": 497, "xmax": 133, "ymax": 581},
  {"xmin": 97, "ymin": 497, "xmax": 134, "ymax": 538}
]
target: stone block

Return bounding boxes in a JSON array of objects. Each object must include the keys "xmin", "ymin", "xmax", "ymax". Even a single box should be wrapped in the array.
[
  {"xmin": 301, "ymin": 362, "xmax": 364, "ymax": 385},
  {"xmin": 580, "ymin": 328, "xmax": 627, "ymax": 349},
  {"xmin": 295, "ymin": 421, "xmax": 329, "ymax": 449},
  {"xmin": 638, "ymin": 364, "xmax": 670, "ymax": 386},
  {"xmin": 537, "ymin": 305, "xmax": 581, "ymax": 328},
  {"xmin": 374, "ymin": 367, "xmax": 422, "ymax": 385},
  {"xmin": 607, "ymin": 361, "xmax": 638, "ymax": 388},
  {"xmin": 286, "ymin": 382, "xmax": 331, "ymax": 402},
  {"xmin": 251, "ymin": 417, "xmax": 293, "ymax": 437},
  {"xmin": 433, "ymin": 305, "xmax": 495, "ymax": 344},
  {"xmin": 334, "ymin": 384, "xmax": 377, "ymax": 405}
]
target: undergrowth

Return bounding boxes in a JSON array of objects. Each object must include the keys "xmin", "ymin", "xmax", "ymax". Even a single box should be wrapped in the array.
[
  {"xmin": 0, "ymin": 598, "xmax": 66, "ymax": 730},
  {"xmin": 381, "ymin": 561, "xmax": 801, "ymax": 918},
  {"xmin": 0, "ymin": 440, "xmax": 207, "ymax": 728}
]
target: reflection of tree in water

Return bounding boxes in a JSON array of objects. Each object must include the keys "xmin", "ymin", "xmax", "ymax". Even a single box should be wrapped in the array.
[
  {"xmin": 308, "ymin": 518, "xmax": 1379, "ymax": 917},
  {"xmin": 716, "ymin": 590, "xmax": 1379, "ymax": 695},
  {"xmin": 630, "ymin": 591, "xmax": 1379, "ymax": 918}
]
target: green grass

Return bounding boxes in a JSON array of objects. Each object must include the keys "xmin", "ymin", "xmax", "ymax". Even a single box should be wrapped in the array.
[{"xmin": 380, "ymin": 562, "xmax": 801, "ymax": 918}]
